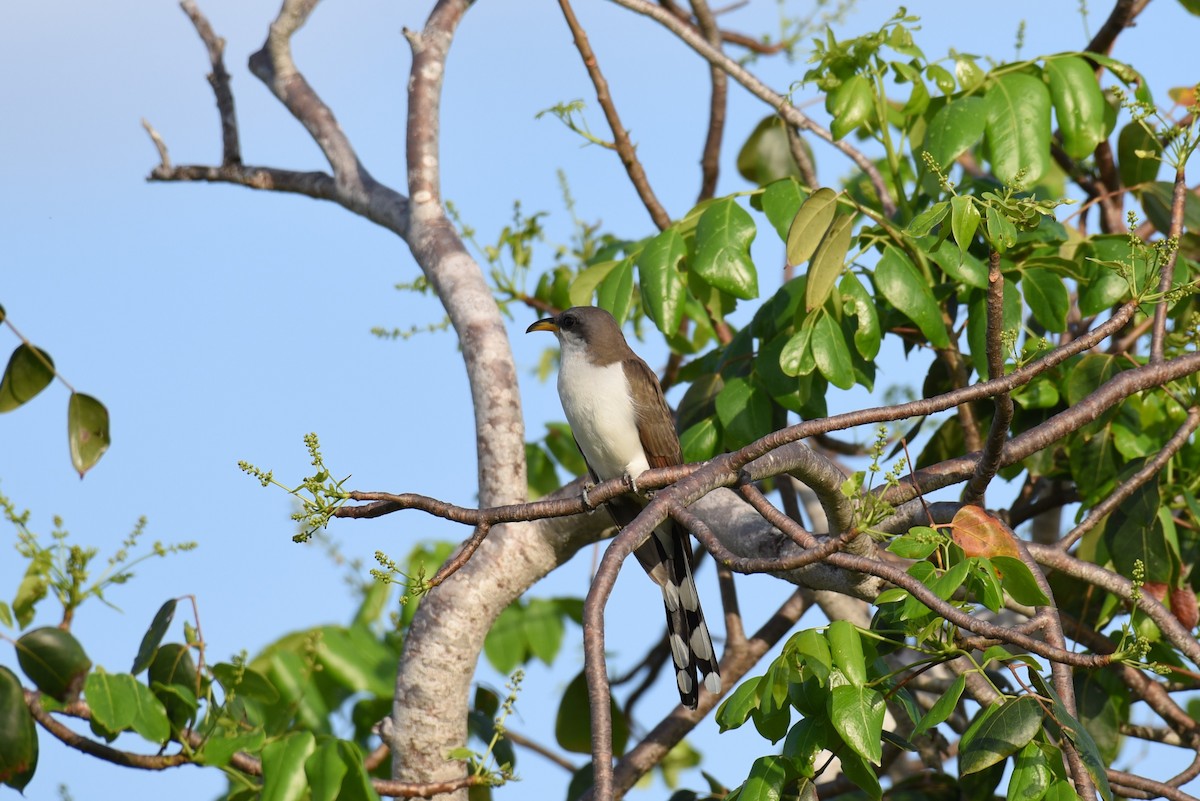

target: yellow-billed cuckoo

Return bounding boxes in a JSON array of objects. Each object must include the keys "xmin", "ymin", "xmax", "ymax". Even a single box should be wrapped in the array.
[{"xmin": 527, "ymin": 306, "xmax": 721, "ymax": 708}]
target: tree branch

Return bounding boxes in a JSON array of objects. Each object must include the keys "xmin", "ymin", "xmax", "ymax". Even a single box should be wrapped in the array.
[
  {"xmin": 961, "ymin": 251, "xmax": 1012, "ymax": 505},
  {"xmin": 689, "ymin": 0, "xmax": 726, "ymax": 201},
  {"xmin": 1151, "ymin": 165, "xmax": 1188, "ymax": 362}
]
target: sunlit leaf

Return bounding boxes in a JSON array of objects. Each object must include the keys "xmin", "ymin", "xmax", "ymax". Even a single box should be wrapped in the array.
[
  {"xmin": 68, "ymin": 392, "xmax": 110, "ymax": 477},
  {"xmin": 831, "ymin": 684, "xmax": 885, "ymax": 765},
  {"xmin": 873, "ymin": 245, "xmax": 950, "ymax": 348},
  {"xmin": 262, "ymin": 731, "xmax": 317, "ymax": 801},
  {"xmin": 923, "ymin": 96, "xmax": 987, "ymax": 168},
  {"xmin": 806, "ymin": 213, "xmax": 854, "ymax": 312},
  {"xmin": 693, "ymin": 198, "xmax": 758, "ymax": 300},
  {"xmin": 985, "ymin": 73, "xmax": 1052, "ymax": 186},
  {"xmin": 1045, "ymin": 56, "xmax": 1107, "ymax": 159},
  {"xmin": 786, "ymin": 187, "xmax": 839, "ymax": 266},
  {"xmin": 959, "ymin": 696, "xmax": 1043, "ymax": 775},
  {"xmin": 637, "ymin": 228, "xmax": 687, "ymax": 336}
]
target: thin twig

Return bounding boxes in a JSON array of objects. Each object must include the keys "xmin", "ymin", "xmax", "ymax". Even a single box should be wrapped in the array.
[
  {"xmin": 557, "ymin": 0, "xmax": 672, "ymax": 230},
  {"xmin": 962, "ymin": 251, "xmax": 1013, "ymax": 505},
  {"xmin": 1150, "ymin": 166, "xmax": 1188, "ymax": 362},
  {"xmin": 690, "ymin": 0, "xmax": 726, "ymax": 201}
]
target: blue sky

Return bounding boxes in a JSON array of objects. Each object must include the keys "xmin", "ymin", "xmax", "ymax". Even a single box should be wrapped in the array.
[{"xmin": 2, "ymin": 1, "xmax": 1197, "ymax": 799}]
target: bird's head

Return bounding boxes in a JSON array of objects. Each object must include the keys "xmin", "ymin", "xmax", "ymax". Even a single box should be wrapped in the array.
[{"xmin": 526, "ymin": 306, "xmax": 626, "ymax": 362}]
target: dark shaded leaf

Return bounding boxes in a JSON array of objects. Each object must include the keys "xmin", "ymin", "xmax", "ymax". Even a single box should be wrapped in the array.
[
  {"xmin": 0, "ymin": 666, "xmax": 38, "ymax": 791},
  {"xmin": 132, "ymin": 599, "xmax": 178, "ymax": 675},
  {"xmin": 874, "ymin": 245, "xmax": 950, "ymax": 348},
  {"xmin": 16, "ymin": 626, "xmax": 91, "ymax": 701},
  {"xmin": 959, "ymin": 695, "xmax": 1043, "ymax": 775},
  {"xmin": 555, "ymin": 672, "xmax": 627, "ymax": 755},
  {"xmin": 0, "ymin": 344, "xmax": 54, "ymax": 412}
]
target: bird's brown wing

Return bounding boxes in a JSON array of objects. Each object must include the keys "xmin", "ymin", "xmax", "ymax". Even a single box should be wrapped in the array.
[{"xmin": 622, "ymin": 357, "xmax": 683, "ymax": 468}]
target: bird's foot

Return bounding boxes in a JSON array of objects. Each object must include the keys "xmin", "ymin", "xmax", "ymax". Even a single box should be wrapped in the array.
[{"xmin": 580, "ymin": 482, "xmax": 597, "ymax": 510}]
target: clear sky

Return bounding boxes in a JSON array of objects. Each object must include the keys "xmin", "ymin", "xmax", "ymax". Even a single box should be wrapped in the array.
[{"xmin": 2, "ymin": 1, "xmax": 1197, "ymax": 799}]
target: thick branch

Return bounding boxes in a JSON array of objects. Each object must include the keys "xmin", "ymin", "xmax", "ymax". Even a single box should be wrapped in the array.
[
  {"xmin": 961, "ymin": 251, "xmax": 1012, "ymax": 505},
  {"xmin": 180, "ymin": 0, "xmax": 240, "ymax": 166}
]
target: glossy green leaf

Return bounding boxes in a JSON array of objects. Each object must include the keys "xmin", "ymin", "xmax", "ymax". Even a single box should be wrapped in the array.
[
  {"xmin": 715, "ymin": 376, "xmax": 773, "ymax": 449},
  {"xmin": 985, "ymin": 73, "xmax": 1052, "ymax": 186},
  {"xmin": 0, "ymin": 344, "xmax": 54, "ymax": 412},
  {"xmin": 810, "ymin": 311, "xmax": 854, "ymax": 390},
  {"xmin": 826, "ymin": 620, "xmax": 866, "ymax": 686},
  {"xmin": 1021, "ymin": 268, "xmax": 1069, "ymax": 333},
  {"xmin": 0, "ymin": 666, "xmax": 38, "ymax": 792},
  {"xmin": 693, "ymin": 198, "xmax": 758, "ymax": 300},
  {"xmin": 984, "ymin": 206, "xmax": 1017, "ymax": 252},
  {"xmin": 1045, "ymin": 56, "xmax": 1107, "ymax": 159},
  {"xmin": 680, "ymin": 417, "xmax": 720, "ymax": 463},
  {"xmin": 831, "ymin": 684, "xmax": 886, "ymax": 766},
  {"xmin": 786, "ymin": 187, "xmax": 839, "ymax": 266},
  {"xmin": 555, "ymin": 671, "xmax": 627, "ymax": 755},
  {"xmin": 927, "ymin": 63, "xmax": 955, "ymax": 94},
  {"xmin": 597, "ymin": 257, "xmax": 634, "ymax": 326},
  {"xmin": 806, "ymin": 213, "xmax": 854, "ymax": 312},
  {"xmin": 840, "ymin": 272, "xmax": 881, "ymax": 359},
  {"xmin": 132, "ymin": 599, "xmax": 177, "ymax": 675},
  {"xmin": 792, "ymin": 629, "xmax": 832, "ymax": 685},
  {"xmin": 195, "ymin": 729, "xmax": 265, "ymax": 768},
  {"xmin": 716, "ymin": 676, "xmax": 762, "ymax": 732},
  {"xmin": 16, "ymin": 626, "xmax": 91, "ymax": 700},
  {"xmin": 888, "ymin": 530, "xmax": 940, "ymax": 559},
  {"xmin": 990, "ymin": 556, "xmax": 1051, "ymax": 606},
  {"xmin": 1032, "ymin": 675, "xmax": 1113, "ymax": 800},
  {"xmin": 637, "ymin": 228, "xmax": 687, "ymax": 336},
  {"xmin": 127, "ymin": 679, "xmax": 170, "ymax": 744},
  {"xmin": 923, "ymin": 96, "xmax": 987, "ymax": 168},
  {"xmin": 956, "ymin": 56, "xmax": 985, "ymax": 92},
  {"xmin": 262, "ymin": 731, "xmax": 317, "ymax": 801},
  {"xmin": 569, "ymin": 259, "xmax": 621, "ymax": 307},
  {"xmin": 522, "ymin": 598, "xmax": 565, "ymax": 665},
  {"xmin": 1117, "ymin": 121, "xmax": 1162, "ymax": 192},
  {"xmin": 827, "ymin": 75, "xmax": 875, "ymax": 140},
  {"xmin": 874, "ymin": 245, "xmax": 950, "ymax": 348},
  {"xmin": 928, "ymin": 238, "xmax": 988, "ymax": 288},
  {"xmin": 959, "ymin": 695, "xmax": 1043, "ymax": 775},
  {"xmin": 315, "ymin": 625, "xmax": 394, "ymax": 698},
  {"xmin": 950, "ymin": 196, "xmax": 980, "ymax": 257},
  {"xmin": 906, "ymin": 201, "xmax": 949, "ymax": 237},
  {"xmin": 1007, "ymin": 741, "xmax": 1052, "ymax": 801},
  {"xmin": 741, "ymin": 754, "xmax": 791, "ymax": 801},
  {"xmin": 761, "ymin": 178, "xmax": 807, "ymax": 241},
  {"xmin": 915, "ymin": 673, "xmax": 965, "ymax": 735},
  {"xmin": 779, "ymin": 318, "xmax": 817, "ymax": 377},
  {"xmin": 68, "ymin": 392, "xmax": 110, "ymax": 477},
  {"xmin": 213, "ymin": 661, "xmax": 280, "ymax": 704}
]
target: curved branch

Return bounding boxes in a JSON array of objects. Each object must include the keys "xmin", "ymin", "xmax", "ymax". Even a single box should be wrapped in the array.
[{"xmin": 690, "ymin": 0, "xmax": 726, "ymax": 201}]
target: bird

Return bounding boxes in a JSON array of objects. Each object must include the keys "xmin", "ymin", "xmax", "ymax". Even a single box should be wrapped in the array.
[{"xmin": 527, "ymin": 306, "xmax": 721, "ymax": 708}]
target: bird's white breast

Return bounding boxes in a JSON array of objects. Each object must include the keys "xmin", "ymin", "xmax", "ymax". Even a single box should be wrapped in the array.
[{"xmin": 557, "ymin": 358, "xmax": 649, "ymax": 481}]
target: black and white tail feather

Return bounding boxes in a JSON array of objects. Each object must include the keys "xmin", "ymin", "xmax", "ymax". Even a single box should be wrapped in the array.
[{"xmin": 612, "ymin": 495, "xmax": 721, "ymax": 708}]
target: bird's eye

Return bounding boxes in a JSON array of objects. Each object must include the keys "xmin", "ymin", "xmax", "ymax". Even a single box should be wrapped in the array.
[{"xmin": 560, "ymin": 314, "xmax": 575, "ymax": 330}]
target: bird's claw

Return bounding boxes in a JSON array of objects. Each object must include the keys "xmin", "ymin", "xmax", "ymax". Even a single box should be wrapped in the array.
[{"xmin": 581, "ymin": 482, "xmax": 596, "ymax": 510}]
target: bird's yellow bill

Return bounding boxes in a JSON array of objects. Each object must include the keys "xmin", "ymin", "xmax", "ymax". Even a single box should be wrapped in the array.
[{"xmin": 526, "ymin": 318, "xmax": 558, "ymax": 334}]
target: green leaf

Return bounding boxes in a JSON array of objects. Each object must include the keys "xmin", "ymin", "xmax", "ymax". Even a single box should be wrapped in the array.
[
  {"xmin": 315, "ymin": 625, "xmax": 395, "ymax": 698},
  {"xmin": 915, "ymin": 673, "xmax": 965, "ymax": 734},
  {"xmin": 305, "ymin": 740, "xmax": 350, "ymax": 801},
  {"xmin": 212, "ymin": 661, "xmax": 280, "ymax": 704},
  {"xmin": 522, "ymin": 598, "xmax": 565, "ymax": 665},
  {"xmin": 791, "ymin": 629, "xmax": 831, "ymax": 685},
  {"xmin": 716, "ymin": 676, "xmax": 762, "ymax": 732},
  {"xmin": 525, "ymin": 442, "xmax": 559, "ymax": 500},
  {"xmin": 761, "ymin": 178, "xmax": 807, "ymax": 241},
  {"xmin": 827, "ymin": 75, "xmax": 875, "ymax": 140},
  {"xmin": 887, "ymin": 531, "xmax": 939, "ymax": 559},
  {"xmin": 68, "ymin": 392, "xmax": 110, "ymax": 477},
  {"xmin": 874, "ymin": 245, "xmax": 950, "ymax": 348},
  {"xmin": 786, "ymin": 187, "xmax": 839, "ymax": 266},
  {"xmin": 923, "ymin": 96, "xmax": 987, "ymax": 168},
  {"xmin": 84, "ymin": 668, "xmax": 137, "ymax": 736},
  {"xmin": 1117, "ymin": 121, "xmax": 1162, "ymax": 192},
  {"xmin": 543, "ymin": 422, "xmax": 588, "ymax": 477},
  {"xmin": 837, "ymin": 747, "xmax": 883, "ymax": 801},
  {"xmin": 906, "ymin": 201, "xmax": 949, "ymax": 238},
  {"xmin": 693, "ymin": 198, "xmax": 758, "ymax": 300},
  {"xmin": 15, "ymin": 626, "xmax": 92, "ymax": 700},
  {"xmin": 680, "ymin": 417, "xmax": 721, "ymax": 463},
  {"xmin": 261, "ymin": 731, "xmax": 317, "ymax": 801},
  {"xmin": 950, "ymin": 196, "xmax": 981, "ymax": 257},
  {"xmin": 637, "ymin": 228, "xmax": 688, "ymax": 337},
  {"xmin": 1045, "ymin": 56, "xmax": 1107, "ymax": 159},
  {"xmin": 1021, "ymin": 268, "xmax": 1069, "ymax": 333},
  {"xmin": 737, "ymin": 116, "xmax": 809, "ymax": 186},
  {"xmin": 826, "ymin": 620, "xmax": 866, "ymax": 686},
  {"xmin": 196, "ymin": 730, "xmax": 266, "ymax": 768},
  {"xmin": 990, "ymin": 556, "xmax": 1051, "ymax": 606},
  {"xmin": 985, "ymin": 72, "xmax": 1052, "ymax": 186},
  {"xmin": 810, "ymin": 311, "xmax": 854, "ymax": 390},
  {"xmin": 1074, "ymin": 670, "xmax": 1129, "ymax": 765},
  {"xmin": 779, "ymin": 318, "xmax": 816, "ymax": 378},
  {"xmin": 740, "ymin": 754, "xmax": 791, "ymax": 801},
  {"xmin": 597, "ymin": 257, "xmax": 634, "ymax": 327},
  {"xmin": 956, "ymin": 56, "xmax": 985, "ymax": 93},
  {"xmin": 959, "ymin": 695, "xmax": 1043, "ymax": 775},
  {"xmin": 0, "ymin": 344, "xmax": 55, "ymax": 412},
  {"xmin": 132, "ymin": 599, "xmax": 177, "ymax": 675},
  {"xmin": 984, "ymin": 206, "xmax": 1017, "ymax": 253},
  {"xmin": 1104, "ymin": 466, "xmax": 1173, "ymax": 583},
  {"xmin": 1007, "ymin": 741, "xmax": 1052, "ymax": 801},
  {"xmin": 0, "ymin": 666, "xmax": 38, "ymax": 792},
  {"xmin": 831, "ymin": 685, "xmax": 886, "ymax": 766},
  {"xmin": 928, "ymin": 238, "xmax": 988, "ymax": 288},
  {"xmin": 555, "ymin": 671, "xmax": 627, "ymax": 755},
  {"xmin": 715, "ymin": 376, "xmax": 773, "ymax": 449},
  {"xmin": 127, "ymin": 679, "xmax": 171, "ymax": 744},
  {"xmin": 483, "ymin": 603, "xmax": 527, "ymax": 674},
  {"xmin": 840, "ymin": 272, "xmax": 881, "ymax": 360},
  {"xmin": 806, "ymin": 213, "xmax": 854, "ymax": 312},
  {"xmin": 569, "ymin": 259, "xmax": 621, "ymax": 307},
  {"xmin": 149, "ymin": 643, "xmax": 199, "ymax": 728}
]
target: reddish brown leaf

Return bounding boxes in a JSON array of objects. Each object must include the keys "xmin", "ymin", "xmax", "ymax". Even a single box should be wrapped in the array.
[
  {"xmin": 1170, "ymin": 586, "xmax": 1199, "ymax": 631},
  {"xmin": 951, "ymin": 506, "xmax": 1020, "ymax": 560},
  {"xmin": 1143, "ymin": 582, "xmax": 1169, "ymax": 604}
]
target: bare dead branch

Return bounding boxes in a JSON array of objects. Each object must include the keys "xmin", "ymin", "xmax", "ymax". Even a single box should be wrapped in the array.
[
  {"xmin": 141, "ymin": 119, "xmax": 171, "ymax": 170},
  {"xmin": 557, "ymin": 0, "xmax": 672, "ymax": 230},
  {"xmin": 180, "ymin": 0, "xmax": 241, "ymax": 166}
]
